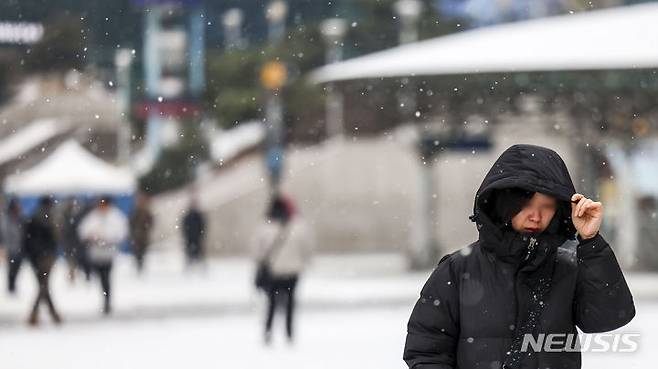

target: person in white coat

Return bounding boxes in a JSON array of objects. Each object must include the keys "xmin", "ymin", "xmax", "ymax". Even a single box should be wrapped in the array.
[
  {"xmin": 77, "ymin": 196, "xmax": 128, "ymax": 315},
  {"xmin": 254, "ymin": 195, "xmax": 313, "ymax": 345}
]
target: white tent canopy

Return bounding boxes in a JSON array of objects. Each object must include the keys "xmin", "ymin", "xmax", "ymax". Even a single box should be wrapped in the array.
[
  {"xmin": 4, "ymin": 140, "xmax": 136, "ymax": 195},
  {"xmin": 310, "ymin": 3, "xmax": 658, "ymax": 83}
]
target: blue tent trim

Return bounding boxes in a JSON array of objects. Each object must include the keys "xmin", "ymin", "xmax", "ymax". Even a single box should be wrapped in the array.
[{"xmin": 12, "ymin": 193, "xmax": 135, "ymax": 254}]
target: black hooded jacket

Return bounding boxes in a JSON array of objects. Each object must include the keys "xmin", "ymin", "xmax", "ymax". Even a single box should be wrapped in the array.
[{"xmin": 403, "ymin": 144, "xmax": 635, "ymax": 369}]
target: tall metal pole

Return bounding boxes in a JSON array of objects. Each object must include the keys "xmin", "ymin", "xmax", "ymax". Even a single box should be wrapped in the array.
[
  {"xmin": 222, "ymin": 8, "xmax": 244, "ymax": 50},
  {"xmin": 413, "ymin": 143, "xmax": 438, "ymax": 269},
  {"xmin": 115, "ymin": 48, "xmax": 133, "ymax": 164},
  {"xmin": 394, "ymin": 0, "xmax": 422, "ymax": 120},
  {"xmin": 263, "ymin": 2, "xmax": 288, "ymax": 193},
  {"xmin": 320, "ymin": 18, "xmax": 347, "ymax": 140},
  {"xmin": 266, "ymin": 0, "xmax": 288, "ymax": 43},
  {"xmin": 394, "ymin": 0, "xmax": 422, "ymax": 44},
  {"xmin": 189, "ymin": 3, "xmax": 205, "ymax": 99},
  {"xmin": 143, "ymin": 6, "xmax": 164, "ymax": 168},
  {"xmin": 394, "ymin": 0, "xmax": 435, "ymax": 269}
]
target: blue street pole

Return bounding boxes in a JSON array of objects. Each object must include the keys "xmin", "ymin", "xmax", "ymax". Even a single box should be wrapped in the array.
[
  {"xmin": 188, "ymin": 3, "xmax": 205, "ymax": 98},
  {"xmin": 143, "ymin": 6, "xmax": 164, "ymax": 167}
]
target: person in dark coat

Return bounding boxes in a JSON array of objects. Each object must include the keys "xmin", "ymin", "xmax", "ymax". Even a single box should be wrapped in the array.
[
  {"xmin": 182, "ymin": 200, "xmax": 206, "ymax": 265},
  {"xmin": 130, "ymin": 193, "xmax": 153, "ymax": 273},
  {"xmin": 2, "ymin": 198, "xmax": 25, "ymax": 294},
  {"xmin": 24, "ymin": 196, "xmax": 62, "ymax": 325},
  {"xmin": 403, "ymin": 144, "xmax": 635, "ymax": 369}
]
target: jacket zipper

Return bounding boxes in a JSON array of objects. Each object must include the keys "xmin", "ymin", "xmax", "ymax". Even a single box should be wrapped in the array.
[
  {"xmin": 509, "ymin": 236, "xmax": 538, "ymax": 363},
  {"xmin": 524, "ymin": 236, "xmax": 537, "ymax": 261}
]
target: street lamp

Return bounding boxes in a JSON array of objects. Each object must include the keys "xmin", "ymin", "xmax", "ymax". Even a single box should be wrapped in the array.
[
  {"xmin": 266, "ymin": 0, "xmax": 288, "ymax": 43},
  {"xmin": 115, "ymin": 48, "xmax": 133, "ymax": 164},
  {"xmin": 260, "ymin": 61, "xmax": 288, "ymax": 192},
  {"xmin": 222, "ymin": 8, "xmax": 244, "ymax": 50},
  {"xmin": 394, "ymin": 0, "xmax": 422, "ymax": 117},
  {"xmin": 320, "ymin": 18, "xmax": 347, "ymax": 139},
  {"xmin": 394, "ymin": 0, "xmax": 423, "ymax": 44},
  {"xmin": 142, "ymin": 6, "xmax": 164, "ymax": 171},
  {"xmin": 261, "ymin": 1, "xmax": 289, "ymax": 194},
  {"xmin": 393, "ymin": 0, "xmax": 438, "ymax": 269},
  {"xmin": 320, "ymin": 18, "xmax": 347, "ymax": 64}
]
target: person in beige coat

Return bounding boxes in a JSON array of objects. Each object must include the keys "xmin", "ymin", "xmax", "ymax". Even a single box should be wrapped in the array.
[{"xmin": 254, "ymin": 195, "xmax": 313, "ymax": 345}]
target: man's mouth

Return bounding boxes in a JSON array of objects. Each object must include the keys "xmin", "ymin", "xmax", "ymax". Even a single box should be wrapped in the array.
[{"xmin": 525, "ymin": 227, "xmax": 540, "ymax": 233}]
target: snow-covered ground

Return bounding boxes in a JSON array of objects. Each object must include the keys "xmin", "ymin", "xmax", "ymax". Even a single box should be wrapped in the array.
[{"xmin": 0, "ymin": 252, "xmax": 656, "ymax": 368}]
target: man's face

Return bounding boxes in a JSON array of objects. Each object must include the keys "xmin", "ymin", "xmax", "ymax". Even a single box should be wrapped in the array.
[
  {"xmin": 98, "ymin": 201, "xmax": 110, "ymax": 213},
  {"xmin": 511, "ymin": 192, "xmax": 557, "ymax": 234}
]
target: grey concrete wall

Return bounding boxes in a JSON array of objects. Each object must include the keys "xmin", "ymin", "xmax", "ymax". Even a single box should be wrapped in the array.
[{"xmin": 150, "ymin": 113, "xmax": 579, "ymax": 258}]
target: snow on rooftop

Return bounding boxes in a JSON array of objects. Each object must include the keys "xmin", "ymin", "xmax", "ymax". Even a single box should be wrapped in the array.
[
  {"xmin": 210, "ymin": 120, "xmax": 265, "ymax": 163},
  {"xmin": 0, "ymin": 119, "xmax": 63, "ymax": 166},
  {"xmin": 310, "ymin": 3, "xmax": 658, "ymax": 83}
]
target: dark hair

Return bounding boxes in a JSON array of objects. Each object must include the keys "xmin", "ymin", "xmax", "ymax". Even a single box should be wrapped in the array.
[
  {"xmin": 267, "ymin": 196, "xmax": 290, "ymax": 222},
  {"xmin": 7, "ymin": 198, "xmax": 20, "ymax": 214},
  {"xmin": 99, "ymin": 195, "xmax": 113, "ymax": 206},
  {"xmin": 486, "ymin": 187, "xmax": 574, "ymax": 237},
  {"xmin": 39, "ymin": 195, "xmax": 53, "ymax": 208},
  {"xmin": 487, "ymin": 188, "xmax": 534, "ymax": 228}
]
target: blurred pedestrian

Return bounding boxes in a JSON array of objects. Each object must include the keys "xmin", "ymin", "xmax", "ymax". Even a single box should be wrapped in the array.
[
  {"xmin": 24, "ymin": 196, "xmax": 61, "ymax": 325},
  {"xmin": 130, "ymin": 193, "xmax": 153, "ymax": 274},
  {"xmin": 403, "ymin": 144, "xmax": 635, "ymax": 369},
  {"xmin": 59, "ymin": 198, "xmax": 84, "ymax": 283},
  {"xmin": 75, "ymin": 201, "xmax": 94, "ymax": 281},
  {"xmin": 254, "ymin": 194, "xmax": 313, "ymax": 345},
  {"xmin": 77, "ymin": 196, "xmax": 128, "ymax": 315},
  {"xmin": 1, "ymin": 198, "xmax": 25, "ymax": 294},
  {"xmin": 182, "ymin": 199, "xmax": 206, "ymax": 266}
]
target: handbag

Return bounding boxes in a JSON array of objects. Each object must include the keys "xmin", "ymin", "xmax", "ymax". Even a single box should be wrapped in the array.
[{"xmin": 254, "ymin": 224, "xmax": 289, "ymax": 291}]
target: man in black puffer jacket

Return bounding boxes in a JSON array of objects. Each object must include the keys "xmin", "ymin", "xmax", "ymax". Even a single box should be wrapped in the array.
[{"xmin": 403, "ymin": 144, "xmax": 635, "ymax": 369}]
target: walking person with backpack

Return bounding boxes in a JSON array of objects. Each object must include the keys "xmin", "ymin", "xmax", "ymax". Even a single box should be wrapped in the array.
[
  {"xmin": 254, "ymin": 194, "xmax": 313, "ymax": 345},
  {"xmin": 403, "ymin": 144, "xmax": 635, "ymax": 369}
]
